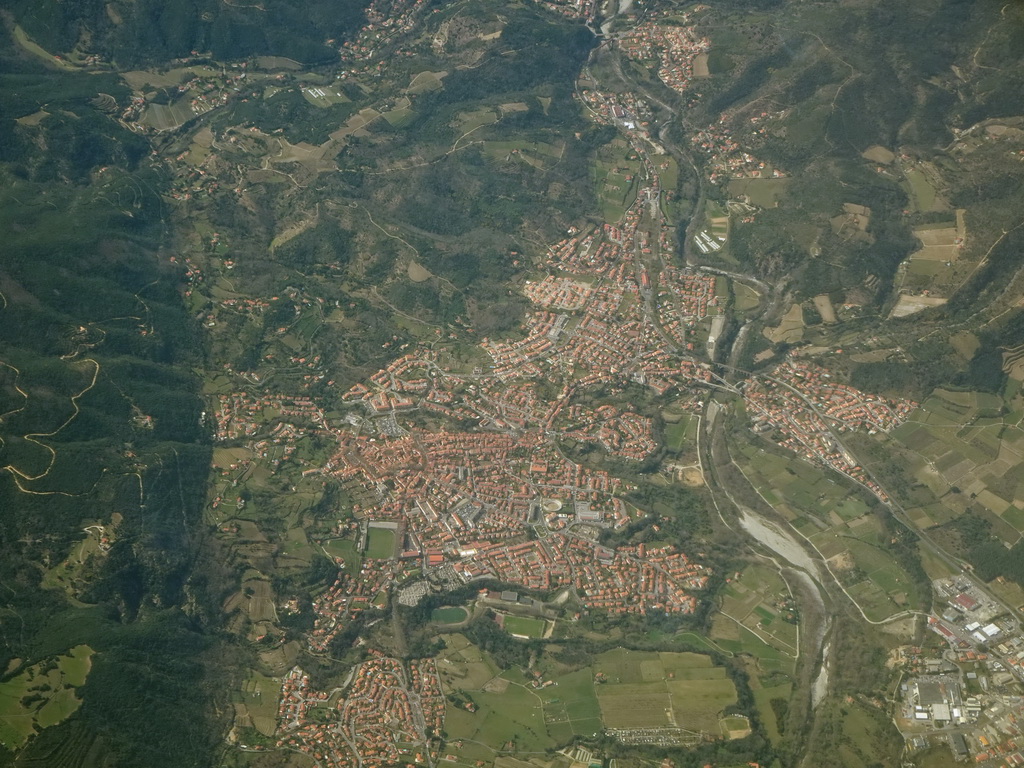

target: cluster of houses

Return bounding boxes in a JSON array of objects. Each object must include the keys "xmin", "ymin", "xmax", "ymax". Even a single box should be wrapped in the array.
[
  {"xmin": 563, "ymin": 405, "xmax": 658, "ymax": 461},
  {"xmin": 522, "ymin": 276, "xmax": 595, "ymax": 310},
  {"xmin": 308, "ymin": 565, "xmax": 399, "ymax": 653},
  {"xmin": 655, "ymin": 267, "xmax": 721, "ymax": 350},
  {"xmin": 454, "ymin": 532, "xmax": 707, "ymax": 614},
  {"xmin": 742, "ymin": 359, "xmax": 917, "ymax": 500},
  {"xmin": 618, "ymin": 16, "xmax": 711, "ymax": 98},
  {"xmin": 213, "ymin": 392, "xmax": 325, "ymax": 441},
  {"xmin": 276, "ymin": 654, "xmax": 444, "ymax": 768},
  {"xmin": 691, "ymin": 119, "xmax": 785, "ymax": 182},
  {"xmin": 338, "ymin": 0, "xmax": 429, "ymax": 64},
  {"xmin": 529, "ymin": 0, "xmax": 597, "ymax": 23}
]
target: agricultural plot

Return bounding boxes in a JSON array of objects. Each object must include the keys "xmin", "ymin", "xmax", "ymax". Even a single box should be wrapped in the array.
[
  {"xmin": 454, "ymin": 107, "xmax": 499, "ymax": 132},
  {"xmin": 444, "ymin": 673, "xmax": 551, "ymax": 755},
  {"xmin": 733, "ymin": 282, "xmax": 761, "ymax": 312},
  {"xmin": 703, "ymin": 617, "xmax": 793, "ymax": 747},
  {"xmin": 142, "ymin": 100, "xmax": 206, "ymax": 131},
  {"xmin": 0, "ymin": 646, "xmax": 93, "ymax": 750},
  {"xmin": 538, "ymin": 668, "xmax": 602, "ymax": 742},
  {"xmin": 762, "ymin": 303, "xmax": 804, "ymax": 344},
  {"xmin": 407, "ymin": 70, "xmax": 447, "ymax": 94},
  {"xmin": 482, "ymin": 140, "xmax": 564, "ymax": 171},
  {"xmin": 438, "ymin": 641, "xmax": 738, "ymax": 749},
  {"xmin": 898, "ymin": 215, "xmax": 974, "ymax": 298},
  {"xmin": 903, "ymin": 166, "xmax": 945, "ymax": 213},
  {"xmin": 593, "ymin": 139, "xmax": 641, "ymax": 224},
  {"xmin": 888, "ymin": 388, "xmax": 1024, "ymax": 541},
  {"xmin": 41, "ymin": 520, "xmax": 114, "ymax": 598},
  {"xmin": 436, "ymin": 634, "xmax": 501, "ymax": 691},
  {"xmin": 438, "ymin": 637, "xmax": 596, "ymax": 752},
  {"xmin": 322, "ymin": 537, "xmax": 362, "ymax": 574},
  {"xmin": 662, "ymin": 413, "xmax": 696, "ymax": 453},
  {"xmin": 717, "ymin": 565, "xmax": 798, "ymax": 658},
  {"xmin": 735, "ymin": 439, "xmax": 924, "ymax": 621},
  {"xmin": 593, "ymin": 650, "xmax": 737, "ymax": 735},
  {"xmin": 237, "ymin": 670, "xmax": 281, "ymax": 736}
]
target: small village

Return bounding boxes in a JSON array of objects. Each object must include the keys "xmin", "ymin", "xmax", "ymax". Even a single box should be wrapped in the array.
[
  {"xmin": 742, "ymin": 359, "xmax": 917, "ymax": 501},
  {"xmin": 617, "ymin": 13, "xmax": 711, "ymax": 98}
]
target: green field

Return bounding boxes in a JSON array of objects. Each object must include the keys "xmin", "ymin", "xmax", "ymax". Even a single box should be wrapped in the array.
[
  {"xmin": 502, "ymin": 615, "xmax": 547, "ymax": 638},
  {"xmin": 323, "ymin": 537, "xmax": 362, "ymax": 574},
  {"xmin": 593, "ymin": 650, "xmax": 737, "ymax": 735},
  {"xmin": 663, "ymin": 414, "xmax": 695, "ymax": 452},
  {"xmin": 538, "ymin": 667, "xmax": 601, "ymax": 741},
  {"xmin": 0, "ymin": 646, "xmax": 93, "ymax": 750},
  {"xmin": 437, "ymin": 634, "xmax": 501, "ymax": 691},
  {"xmin": 407, "ymin": 70, "xmax": 446, "ymax": 94},
  {"xmin": 733, "ymin": 282, "xmax": 761, "ymax": 312},
  {"xmin": 593, "ymin": 139, "xmax": 641, "ymax": 224},
  {"xmin": 239, "ymin": 670, "xmax": 281, "ymax": 736},
  {"xmin": 904, "ymin": 167, "xmax": 941, "ymax": 212},
  {"xmin": 889, "ymin": 388, "xmax": 1024, "ymax": 541},
  {"xmin": 433, "ymin": 606, "xmax": 470, "ymax": 625},
  {"xmin": 437, "ymin": 640, "xmax": 739, "ymax": 749},
  {"xmin": 444, "ymin": 671, "xmax": 551, "ymax": 754},
  {"xmin": 365, "ymin": 526, "xmax": 397, "ymax": 559},
  {"xmin": 718, "ymin": 565, "xmax": 798, "ymax": 657},
  {"xmin": 727, "ymin": 177, "xmax": 788, "ymax": 207}
]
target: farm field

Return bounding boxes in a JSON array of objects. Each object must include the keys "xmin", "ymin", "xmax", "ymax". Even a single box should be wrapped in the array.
[
  {"xmin": 437, "ymin": 634, "xmax": 502, "ymax": 692},
  {"xmin": 888, "ymin": 386, "xmax": 1024, "ymax": 540},
  {"xmin": 237, "ymin": 670, "xmax": 281, "ymax": 736},
  {"xmin": 443, "ymin": 666, "xmax": 551, "ymax": 757},
  {"xmin": 735, "ymin": 438, "xmax": 924, "ymax": 622},
  {"xmin": 902, "ymin": 166, "xmax": 945, "ymax": 213},
  {"xmin": 733, "ymin": 282, "xmax": 761, "ymax": 312},
  {"xmin": 717, "ymin": 564, "xmax": 798, "ymax": 658},
  {"xmin": 323, "ymin": 537, "xmax": 362, "ymax": 574},
  {"xmin": 436, "ymin": 640, "xmax": 741, "ymax": 749},
  {"xmin": 762, "ymin": 303, "xmax": 804, "ymax": 344},
  {"xmin": 727, "ymin": 177, "xmax": 788, "ymax": 208},
  {"xmin": 592, "ymin": 649, "xmax": 737, "ymax": 735},
  {"xmin": 537, "ymin": 668, "xmax": 601, "ymax": 742},
  {"xmin": 593, "ymin": 138, "xmax": 641, "ymax": 224}
]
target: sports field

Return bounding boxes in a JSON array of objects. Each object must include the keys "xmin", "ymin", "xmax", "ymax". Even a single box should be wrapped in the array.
[
  {"xmin": 432, "ymin": 606, "xmax": 469, "ymax": 625},
  {"xmin": 503, "ymin": 615, "xmax": 547, "ymax": 638},
  {"xmin": 366, "ymin": 526, "xmax": 397, "ymax": 559}
]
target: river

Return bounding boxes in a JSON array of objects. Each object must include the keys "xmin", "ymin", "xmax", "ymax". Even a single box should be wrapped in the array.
[{"xmin": 737, "ymin": 507, "xmax": 831, "ymax": 708}]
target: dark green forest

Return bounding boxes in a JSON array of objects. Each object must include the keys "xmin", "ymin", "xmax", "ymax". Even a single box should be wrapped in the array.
[{"xmin": 0, "ymin": 27, "xmax": 230, "ymax": 768}]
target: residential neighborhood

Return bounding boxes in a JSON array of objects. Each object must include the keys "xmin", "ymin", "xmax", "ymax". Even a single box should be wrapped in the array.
[{"xmin": 274, "ymin": 653, "xmax": 444, "ymax": 768}]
